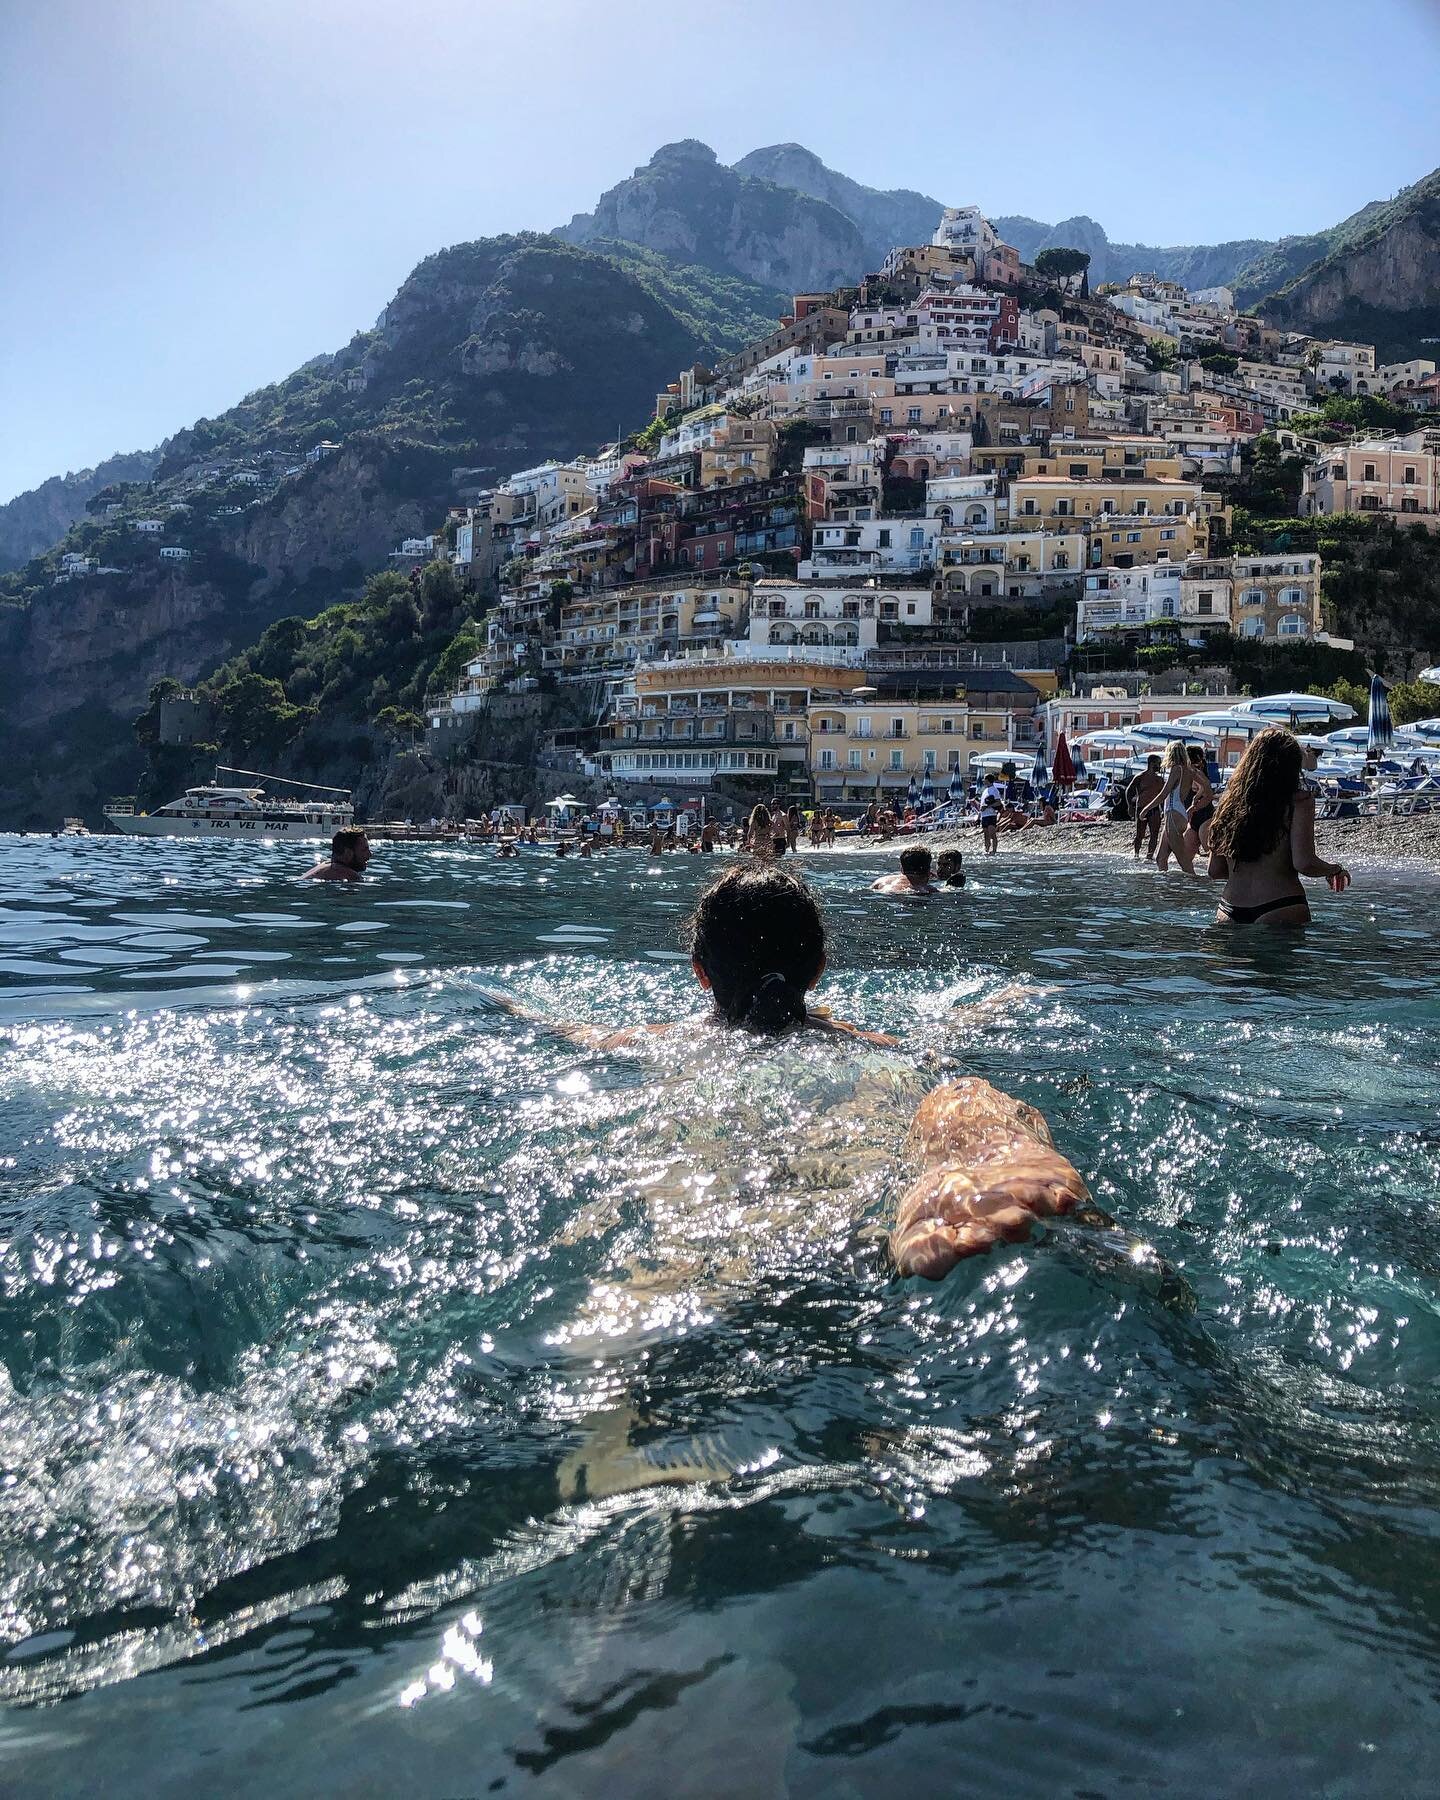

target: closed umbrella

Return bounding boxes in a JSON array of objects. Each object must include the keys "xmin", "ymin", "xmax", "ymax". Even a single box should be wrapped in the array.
[
  {"xmin": 1051, "ymin": 732, "xmax": 1076, "ymax": 787},
  {"xmin": 1367, "ymin": 673, "xmax": 1392, "ymax": 756},
  {"xmin": 947, "ymin": 765, "xmax": 965, "ymax": 803},
  {"xmin": 906, "ymin": 775, "xmax": 919, "ymax": 809},
  {"xmin": 1031, "ymin": 745, "xmax": 1048, "ymax": 788},
  {"xmin": 919, "ymin": 769, "xmax": 935, "ymax": 810}
]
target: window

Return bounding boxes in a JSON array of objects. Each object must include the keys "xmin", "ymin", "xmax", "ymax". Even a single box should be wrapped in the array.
[
  {"xmin": 908, "ymin": 408, "xmax": 922, "ymax": 423},
  {"xmin": 1126, "ymin": 532, "xmax": 1141, "ymax": 543},
  {"xmin": 1068, "ymin": 464, "xmax": 1087, "ymax": 479},
  {"xmin": 877, "ymin": 528, "xmax": 891, "ymax": 548},
  {"xmin": 1404, "ymin": 466, "xmax": 1417, "ymax": 484},
  {"xmin": 923, "ymin": 750, "xmax": 936, "ymax": 770},
  {"xmin": 1055, "ymin": 498, "xmax": 1071, "ymax": 516},
  {"xmin": 890, "ymin": 718, "xmax": 905, "ymax": 738},
  {"xmin": 909, "ymin": 528, "xmax": 925, "ymax": 550},
  {"xmin": 1022, "ymin": 499, "xmax": 1038, "ymax": 515},
  {"xmin": 1364, "ymin": 463, "xmax": 1376, "ymax": 481},
  {"xmin": 819, "ymin": 748, "xmax": 835, "ymax": 770},
  {"xmin": 889, "ymin": 749, "xmax": 904, "ymax": 770},
  {"xmin": 1239, "ymin": 587, "xmax": 1264, "ymax": 608},
  {"xmin": 1359, "ymin": 495, "xmax": 1380, "ymax": 511},
  {"xmin": 1197, "ymin": 592, "xmax": 1213, "ymax": 615},
  {"xmin": 880, "ymin": 408, "xmax": 893, "ymax": 424},
  {"xmin": 1278, "ymin": 616, "xmax": 1307, "ymax": 637},
  {"xmin": 1401, "ymin": 496, "xmax": 1420, "ymax": 513},
  {"xmin": 848, "ymin": 749, "xmax": 862, "ymax": 768}
]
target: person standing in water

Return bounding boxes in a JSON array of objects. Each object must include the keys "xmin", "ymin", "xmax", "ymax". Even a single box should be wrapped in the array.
[
  {"xmin": 1184, "ymin": 745, "xmax": 1215, "ymax": 862},
  {"xmin": 978, "ymin": 779, "xmax": 1002, "ymax": 855},
  {"xmin": 1207, "ymin": 728, "xmax": 1351, "ymax": 925},
  {"xmin": 1142, "ymin": 742, "xmax": 1195, "ymax": 874},
  {"xmin": 1127, "ymin": 754, "xmax": 1164, "ymax": 860}
]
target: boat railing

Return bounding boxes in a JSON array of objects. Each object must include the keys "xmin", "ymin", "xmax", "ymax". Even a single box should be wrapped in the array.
[{"xmin": 106, "ymin": 799, "xmax": 136, "ymax": 815}]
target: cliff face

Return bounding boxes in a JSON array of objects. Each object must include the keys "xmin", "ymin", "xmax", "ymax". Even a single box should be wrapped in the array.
[
  {"xmin": 0, "ymin": 448, "xmax": 161, "ymax": 571},
  {"xmin": 232, "ymin": 445, "xmax": 430, "ymax": 593},
  {"xmin": 732, "ymin": 143, "xmax": 944, "ymax": 270},
  {"xmin": 559, "ymin": 141, "xmax": 868, "ymax": 294},
  {"xmin": 1260, "ymin": 188, "xmax": 1440, "ymax": 327}
]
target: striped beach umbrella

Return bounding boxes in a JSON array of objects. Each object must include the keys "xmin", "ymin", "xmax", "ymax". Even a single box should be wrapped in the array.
[
  {"xmin": 1031, "ymin": 745, "xmax": 1048, "ymax": 788},
  {"xmin": 906, "ymin": 775, "xmax": 919, "ymax": 809},
  {"xmin": 1367, "ymin": 673, "xmax": 1392, "ymax": 756},
  {"xmin": 948, "ymin": 764, "xmax": 965, "ymax": 803},
  {"xmin": 919, "ymin": 769, "xmax": 935, "ymax": 810}
]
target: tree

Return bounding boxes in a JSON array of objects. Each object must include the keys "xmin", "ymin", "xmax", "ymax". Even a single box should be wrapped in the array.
[
  {"xmin": 1145, "ymin": 338, "xmax": 1177, "ymax": 373},
  {"xmin": 1034, "ymin": 247, "xmax": 1091, "ymax": 295}
]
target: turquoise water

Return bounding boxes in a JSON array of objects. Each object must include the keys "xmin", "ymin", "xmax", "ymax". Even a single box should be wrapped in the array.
[{"xmin": 2, "ymin": 834, "xmax": 1439, "ymax": 1796}]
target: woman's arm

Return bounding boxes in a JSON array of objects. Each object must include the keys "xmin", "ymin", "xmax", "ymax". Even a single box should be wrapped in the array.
[
  {"xmin": 1141, "ymin": 773, "xmax": 1175, "ymax": 817},
  {"xmin": 1289, "ymin": 793, "xmax": 1351, "ymax": 890},
  {"xmin": 1206, "ymin": 848, "xmax": 1229, "ymax": 880},
  {"xmin": 889, "ymin": 1078, "xmax": 1089, "ymax": 1278}
]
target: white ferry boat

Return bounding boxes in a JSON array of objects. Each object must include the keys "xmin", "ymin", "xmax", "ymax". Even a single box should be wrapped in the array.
[{"xmin": 105, "ymin": 768, "xmax": 354, "ymax": 839}]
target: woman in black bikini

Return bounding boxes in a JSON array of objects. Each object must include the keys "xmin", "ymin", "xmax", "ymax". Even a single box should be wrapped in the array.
[
  {"xmin": 1184, "ymin": 745, "xmax": 1215, "ymax": 864},
  {"xmin": 1207, "ymin": 728, "xmax": 1351, "ymax": 926}
]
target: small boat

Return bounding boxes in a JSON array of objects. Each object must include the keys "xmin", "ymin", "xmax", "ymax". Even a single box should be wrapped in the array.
[{"xmin": 105, "ymin": 767, "xmax": 353, "ymax": 839}]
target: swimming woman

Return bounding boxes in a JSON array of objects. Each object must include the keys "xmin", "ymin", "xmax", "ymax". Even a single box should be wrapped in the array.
[
  {"xmin": 1141, "ymin": 741, "xmax": 1195, "ymax": 874},
  {"xmin": 515, "ymin": 866, "xmax": 1088, "ymax": 1277},
  {"xmin": 1207, "ymin": 727, "xmax": 1351, "ymax": 926}
]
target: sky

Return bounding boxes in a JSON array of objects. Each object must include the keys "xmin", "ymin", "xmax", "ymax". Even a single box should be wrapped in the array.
[{"xmin": 2, "ymin": 0, "xmax": 1439, "ymax": 505}]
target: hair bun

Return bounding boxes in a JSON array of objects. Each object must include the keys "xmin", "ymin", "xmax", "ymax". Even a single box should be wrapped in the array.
[{"xmin": 744, "ymin": 969, "xmax": 804, "ymax": 1034}]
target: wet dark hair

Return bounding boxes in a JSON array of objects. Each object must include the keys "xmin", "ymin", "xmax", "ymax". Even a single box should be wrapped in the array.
[
  {"xmin": 935, "ymin": 849, "xmax": 963, "ymax": 879},
  {"xmin": 899, "ymin": 845, "xmax": 932, "ymax": 882},
  {"xmin": 682, "ymin": 865, "xmax": 826, "ymax": 1032},
  {"xmin": 1210, "ymin": 727, "xmax": 1301, "ymax": 866},
  {"xmin": 1187, "ymin": 745, "xmax": 1207, "ymax": 767},
  {"xmin": 332, "ymin": 827, "xmax": 367, "ymax": 861}
]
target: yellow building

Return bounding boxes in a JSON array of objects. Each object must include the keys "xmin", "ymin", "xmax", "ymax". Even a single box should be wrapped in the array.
[
  {"xmin": 807, "ymin": 671, "xmax": 1046, "ymax": 804},
  {"xmin": 698, "ymin": 417, "xmax": 778, "ymax": 489},
  {"xmin": 608, "ymin": 650, "xmax": 868, "ymax": 788},
  {"xmin": 558, "ymin": 581, "xmax": 752, "ymax": 675}
]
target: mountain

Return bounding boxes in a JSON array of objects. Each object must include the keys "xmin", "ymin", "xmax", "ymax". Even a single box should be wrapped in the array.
[
  {"xmin": 990, "ymin": 213, "xmax": 1269, "ymax": 291},
  {"xmin": 0, "ymin": 232, "xmax": 786, "ymax": 829},
  {"xmin": 557, "ymin": 139, "xmax": 869, "ymax": 294},
  {"xmin": 731, "ymin": 143, "xmax": 945, "ymax": 270},
  {"xmin": 0, "ymin": 447, "xmax": 162, "ymax": 571},
  {"xmin": 1240, "ymin": 169, "xmax": 1440, "ymax": 357}
]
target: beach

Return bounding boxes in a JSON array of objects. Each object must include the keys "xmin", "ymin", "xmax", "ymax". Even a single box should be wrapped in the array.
[{"xmin": 802, "ymin": 808, "xmax": 1440, "ymax": 869}]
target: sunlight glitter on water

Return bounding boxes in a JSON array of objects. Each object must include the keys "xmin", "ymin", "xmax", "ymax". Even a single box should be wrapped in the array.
[{"xmin": 1, "ymin": 835, "xmax": 1440, "ymax": 1791}]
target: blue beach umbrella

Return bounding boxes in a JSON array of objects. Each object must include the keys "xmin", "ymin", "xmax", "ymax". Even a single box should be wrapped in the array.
[
  {"xmin": 919, "ymin": 769, "xmax": 935, "ymax": 810},
  {"xmin": 948, "ymin": 765, "xmax": 965, "ymax": 803},
  {"xmin": 1031, "ymin": 745, "xmax": 1048, "ymax": 788},
  {"xmin": 1367, "ymin": 674, "xmax": 1392, "ymax": 756},
  {"xmin": 906, "ymin": 775, "xmax": 919, "ymax": 809}
]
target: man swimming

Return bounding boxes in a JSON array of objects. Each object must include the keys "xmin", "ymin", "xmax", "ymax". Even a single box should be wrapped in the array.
[
  {"xmin": 301, "ymin": 827, "xmax": 370, "ymax": 881},
  {"xmin": 871, "ymin": 845, "xmax": 938, "ymax": 896},
  {"xmin": 935, "ymin": 849, "xmax": 966, "ymax": 887}
]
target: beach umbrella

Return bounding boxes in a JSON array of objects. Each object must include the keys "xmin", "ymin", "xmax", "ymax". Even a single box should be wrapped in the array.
[
  {"xmin": 1051, "ymin": 732, "xmax": 1076, "ymax": 787},
  {"xmin": 919, "ymin": 769, "xmax": 935, "ymax": 810},
  {"xmin": 1071, "ymin": 751, "xmax": 1087, "ymax": 783},
  {"xmin": 1367, "ymin": 673, "xmax": 1392, "ymax": 756},
  {"xmin": 906, "ymin": 775, "xmax": 919, "ymax": 808},
  {"xmin": 947, "ymin": 765, "xmax": 965, "ymax": 803},
  {"xmin": 1419, "ymin": 665, "xmax": 1440, "ymax": 686},
  {"xmin": 1031, "ymin": 745, "xmax": 1048, "ymax": 788},
  {"xmin": 653, "ymin": 796, "xmax": 675, "ymax": 812}
]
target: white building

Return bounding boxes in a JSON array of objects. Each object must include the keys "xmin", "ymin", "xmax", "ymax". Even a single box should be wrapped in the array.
[
  {"xmin": 747, "ymin": 580, "xmax": 932, "ymax": 651},
  {"xmin": 305, "ymin": 440, "xmax": 341, "ymax": 463},
  {"xmin": 134, "ymin": 519, "xmax": 163, "ymax": 533},
  {"xmin": 932, "ymin": 206, "xmax": 998, "ymax": 260},
  {"xmin": 159, "ymin": 546, "xmax": 192, "ymax": 561},
  {"xmin": 800, "ymin": 517, "xmax": 941, "ymax": 578}
]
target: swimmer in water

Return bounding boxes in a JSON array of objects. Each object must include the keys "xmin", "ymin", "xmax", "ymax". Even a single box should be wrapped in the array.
[
  {"xmin": 935, "ymin": 849, "xmax": 965, "ymax": 887},
  {"xmin": 301, "ymin": 827, "xmax": 370, "ymax": 881},
  {"xmin": 505, "ymin": 867, "xmax": 1087, "ymax": 1275},
  {"xmin": 871, "ymin": 845, "xmax": 938, "ymax": 897}
]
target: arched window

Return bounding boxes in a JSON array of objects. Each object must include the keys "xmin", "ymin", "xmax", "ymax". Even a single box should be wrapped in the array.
[
  {"xmin": 1278, "ymin": 585, "xmax": 1305, "ymax": 607},
  {"xmin": 1278, "ymin": 615, "xmax": 1308, "ymax": 637},
  {"xmin": 1239, "ymin": 587, "xmax": 1264, "ymax": 608},
  {"xmin": 1240, "ymin": 616, "xmax": 1265, "ymax": 638}
]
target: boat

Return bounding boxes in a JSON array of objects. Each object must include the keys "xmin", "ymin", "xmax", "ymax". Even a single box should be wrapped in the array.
[{"xmin": 104, "ymin": 767, "xmax": 354, "ymax": 839}]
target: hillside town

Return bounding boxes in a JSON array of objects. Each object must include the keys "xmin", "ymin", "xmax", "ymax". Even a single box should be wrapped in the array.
[{"xmin": 408, "ymin": 205, "xmax": 1440, "ymax": 805}]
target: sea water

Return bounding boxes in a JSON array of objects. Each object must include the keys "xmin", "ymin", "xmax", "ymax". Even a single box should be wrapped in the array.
[{"xmin": 1, "ymin": 834, "xmax": 1439, "ymax": 1796}]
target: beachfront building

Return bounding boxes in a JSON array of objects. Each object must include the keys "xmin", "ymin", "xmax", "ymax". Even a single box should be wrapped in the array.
[
  {"xmin": 807, "ymin": 669, "xmax": 1045, "ymax": 804},
  {"xmin": 1300, "ymin": 432, "xmax": 1440, "ymax": 522},
  {"xmin": 606, "ymin": 648, "xmax": 869, "ymax": 790}
]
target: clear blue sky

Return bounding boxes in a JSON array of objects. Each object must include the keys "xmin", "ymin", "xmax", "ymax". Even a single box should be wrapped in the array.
[{"xmin": 3, "ymin": 0, "xmax": 1438, "ymax": 505}]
